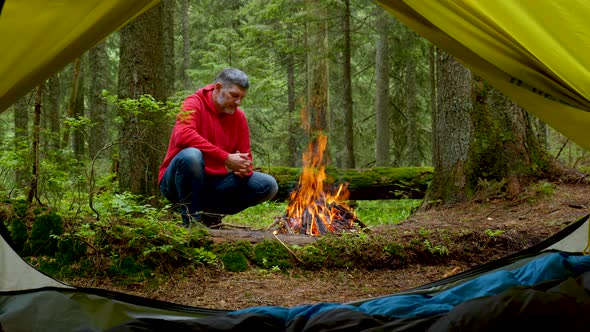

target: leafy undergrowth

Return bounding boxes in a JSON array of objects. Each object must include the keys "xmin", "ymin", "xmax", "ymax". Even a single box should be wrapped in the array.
[{"xmin": 1, "ymin": 182, "xmax": 589, "ymax": 310}]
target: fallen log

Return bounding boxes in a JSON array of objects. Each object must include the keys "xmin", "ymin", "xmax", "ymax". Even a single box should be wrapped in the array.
[
  {"xmin": 256, "ymin": 166, "xmax": 433, "ymax": 201},
  {"xmin": 206, "ymin": 228, "xmax": 319, "ymax": 246}
]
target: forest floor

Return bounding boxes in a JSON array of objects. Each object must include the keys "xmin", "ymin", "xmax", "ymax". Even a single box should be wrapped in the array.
[{"xmin": 75, "ymin": 182, "xmax": 590, "ymax": 311}]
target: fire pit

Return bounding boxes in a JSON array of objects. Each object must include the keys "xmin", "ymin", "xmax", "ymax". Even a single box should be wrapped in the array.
[{"xmin": 273, "ymin": 133, "xmax": 366, "ymax": 236}]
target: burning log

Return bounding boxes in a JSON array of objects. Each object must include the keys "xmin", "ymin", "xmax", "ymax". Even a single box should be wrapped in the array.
[
  {"xmin": 273, "ymin": 201, "xmax": 366, "ymax": 236},
  {"xmin": 273, "ymin": 132, "xmax": 368, "ymax": 237},
  {"xmin": 329, "ymin": 202, "xmax": 367, "ymax": 229}
]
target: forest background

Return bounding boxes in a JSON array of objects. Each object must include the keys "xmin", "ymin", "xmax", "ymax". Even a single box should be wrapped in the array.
[{"xmin": 1, "ymin": 0, "xmax": 589, "ymax": 300}]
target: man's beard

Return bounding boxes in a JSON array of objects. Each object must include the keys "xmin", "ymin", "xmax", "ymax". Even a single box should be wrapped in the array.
[{"xmin": 217, "ymin": 94, "xmax": 236, "ymax": 114}]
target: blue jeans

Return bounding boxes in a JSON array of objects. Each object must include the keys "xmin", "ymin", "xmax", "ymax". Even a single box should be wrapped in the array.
[{"xmin": 159, "ymin": 148, "xmax": 278, "ymax": 222}]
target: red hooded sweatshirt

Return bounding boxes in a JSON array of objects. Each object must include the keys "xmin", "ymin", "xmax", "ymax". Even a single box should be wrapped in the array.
[{"xmin": 158, "ymin": 84, "xmax": 252, "ymax": 185}]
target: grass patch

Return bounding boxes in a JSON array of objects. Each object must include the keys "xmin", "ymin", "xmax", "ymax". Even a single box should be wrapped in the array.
[
  {"xmin": 223, "ymin": 201, "xmax": 287, "ymax": 228},
  {"xmin": 353, "ymin": 199, "xmax": 422, "ymax": 226},
  {"xmin": 224, "ymin": 199, "xmax": 422, "ymax": 228}
]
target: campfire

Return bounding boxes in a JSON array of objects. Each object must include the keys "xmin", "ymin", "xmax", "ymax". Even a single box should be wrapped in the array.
[{"xmin": 274, "ymin": 133, "xmax": 365, "ymax": 236}]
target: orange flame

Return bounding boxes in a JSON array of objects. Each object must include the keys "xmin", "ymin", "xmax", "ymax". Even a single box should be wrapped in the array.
[{"xmin": 284, "ymin": 132, "xmax": 354, "ymax": 235}]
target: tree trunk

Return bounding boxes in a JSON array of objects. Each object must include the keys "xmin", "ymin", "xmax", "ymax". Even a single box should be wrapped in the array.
[
  {"xmin": 181, "ymin": 0, "xmax": 191, "ymax": 90},
  {"xmin": 62, "ymin": 58, "xmax": 82, "ymax": 150},
  {"xmin": 305, "ymin": 0, "xmax": 329, "ymax": 135},
  {"xmin": 404, "ymin": 32, "xmax": 419, "ymax": 166},
  {"xmin": 286, "ymin": 33, "xmax": 300, "ymax": 167},
  {"xmin": 429, "ymin": 45, "xmax": 437, "ymax": 166},
  {"xmin": 342, "ymin": 0, "xmax": 355, "ymax": 168},
  {"xmin": 375, "ymin": 5, "xmax": 391, "ymax": 166},
  {"xmin": 27, "ymin": 84, "xmax": 43, "ymax": 205},
  {"xmin": 467, "ymin": 81, "xmax": 583, "ymax": 198},
  {"xmin": 88, "ymin": 41, "xmax": 109, "ymax": 159},
  {"xmin": 536, "ymin": 117, "xmax": 548, "ymax": 150},
  {"xmin": 162, "ymin": 0, "xmax": 176, "ymax": 96},
  {"xmin": 375, "ymin": 6, "xmax": 391, "ymax": 166},
  {"xmin": 117, "ymin": 3, "xmax": 167, "ymax": 198},
  {"xmin": 72, "ymin": 58, "xmax": 85, "ymax": 159},
  {"xmin": 425, "ymin": 52, "xmax": 473, "ymax": 205},
  {"xmin": 13, "ymin": 94, "xmax": 30, "ymax": 187},
  {"xmin": 425, "ymin": 53, "xmax": 584, "ymax": 207},
  {"xmin": 45, "ymin": 74, "xmax": 61, "ymax": 152}
]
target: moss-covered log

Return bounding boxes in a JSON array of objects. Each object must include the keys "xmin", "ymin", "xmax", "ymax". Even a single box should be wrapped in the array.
[{"xmin": 257, "ymin": 166, "xmax": 433, "ymax": 201}]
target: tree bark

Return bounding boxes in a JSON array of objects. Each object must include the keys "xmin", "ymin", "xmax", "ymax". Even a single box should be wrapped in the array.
[
  {"xmin": 286, "ymin": 33, "xmax": 300, "ymax": 167},
  {"xmin": 375, "ymin": 5, "xmax": 391, "ymax": 166},
  {"xmin": 181, "ymin": 0, "xmax": 192, "ymax": 90},
  {"xmin": 162, "ymin": 0, "xmax": 176, "ymax": 96},
  {"xmin": 425, "ymin": 52, "xmax": 473, "ymax": 205},
  {"xmin": 27, "ymin": 84, "xmax": 43, "ymax": 205},
  {"xmin": 88, "ymin": 41, "xmax": 109, "ymax": 159},
  {"xmin": 342, "ymin": 0, "xmax": 355, "ymax": 168},
  {"xmin": 206, "ymin": 229, "xmax": 318, "ymax": 246},
  {"xmin": 404, "ymin": 32, "xmax": 419, "ymax": 166},
  {"xmin": 72, "ymin": 57, "xmax": 85, "ymax": 159},
  {"xmin": 429, "ymin": 45, "xmax": 437, "ymax": 166},
  {"xmin": 13, "ymin": 94, "xmax": 30, "ymax": 187},
  {"xmin": 45, "ymin": 74, "xmax": 61, "ymax": 152},
  {"xmin": 305, "ymin": 0, "xmax": 329, "ymax": 135},
  {"xmin": 261, "ymin": 166, "xmax": 432, "ymax": 201},
  {"xmin": 425, "ymin": 53, "xmax": 584, "ymax": 207},
  {"xmin": 61, "ymin": 58, "xmax": 82, "ymax": 150},
  {"xmin": 118, "ymin": 3, "xmax": 167, "ymax": 198}
]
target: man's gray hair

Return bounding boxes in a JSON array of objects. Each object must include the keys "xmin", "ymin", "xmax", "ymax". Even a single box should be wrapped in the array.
[{"xmin": 215, "ymin": 68, "xmax": 250, "ymax": 89}]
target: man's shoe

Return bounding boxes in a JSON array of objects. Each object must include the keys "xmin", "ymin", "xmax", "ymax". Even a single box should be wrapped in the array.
[{"xmin": 201, "ymin": 214, "xmax": 223, "ymax": 228}]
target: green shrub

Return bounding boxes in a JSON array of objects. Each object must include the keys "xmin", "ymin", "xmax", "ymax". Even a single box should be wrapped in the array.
[
  {"xmin": 57, "ymin": 236, "xmax": 88, "ymax": 264},
  {"xmin": 12, "ymin": 199, "xmax": 28, "ymax": 218},
  {"xmin": 297, "ymin": 245, "xmax": 324, "ymax": 269},
  {"xmin": 105, "ymin": 256, "xmax": 152, "ymax": 285},
  {"xmin": 383, "ymin": 242, "xmax": 406, "ymax": 258},
  {"xmin": 29, "ymin": 210, "xmax": 63, "ymax": 257},
  {"xmin": 220, "ymin": 251, "xmax": 249, "ymax": 272},
  {"xmin": 37, "ymin": 257, "xmax": 60, "ymax": 276},
  {"xmin": 253, "ymin": 240, "xmax": 292, "ymax": 270},
  {"xmin": 10, "ymin": 217, "xmax": 28, "ymax": 253},
  {"xmin": 214, "ymin": 241, "xmax": 254, "ymax": 260}
]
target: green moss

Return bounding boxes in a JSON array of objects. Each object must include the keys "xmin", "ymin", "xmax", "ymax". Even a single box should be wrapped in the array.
[
  {"xmin": 220, "ymin": 251, "xmax": 249, "ymax": 272},
  {"xmin": 57, "ymin": 236, "xmax": 88, "ymax": 264},
  {"xmin": 297, "ymin": 245, "xmax": 324, "ymax": 269},
  {"xmin": 383, "ymin": 242, "xmax": 406, "ymax": 258},
  {"xmin": 29, "ymin": 210, "xmax": 63, "ymax": 257},
  {"xmin": 37, "ymin": 257, "xmax": 60, "ymax": 276},
  {"xmin": 119, "ymin": 256, "xmax": 143, "ymax": 275},
  {"xmin": 108, "ymin": 256, "xmax": 152, "ymax": 284},
  {"xmin": 12, "ymin": 199, "xmax": 28, "ymax": 218},
  {"xmin": 260, "ymin": 166, "xmax": 433, "ymax": 201},
  {"xmin": 10, "ymin": 217, "xmax": 28, "ymax": 253},
  {"xmin": 253, "ymin": 240, "xmax": 292, "ymax": 269},
  {"xmin": 214, "ymin": 241, "xmax": 254, "ymax": 260}
]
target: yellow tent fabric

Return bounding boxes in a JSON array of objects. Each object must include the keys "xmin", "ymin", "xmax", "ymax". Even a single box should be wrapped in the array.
[
  {"xmin": 378, "ymin": 0, "xmax": 590, "ymax": 152},
  {"xmin": 0, "ymin": 0, "xmax": 159, "ymax": 112},
  {"xmin": 1, "ymin": 0, "xmax": 590, "ymax": 153}
]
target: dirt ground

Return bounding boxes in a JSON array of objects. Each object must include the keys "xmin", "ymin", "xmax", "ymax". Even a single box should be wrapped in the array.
[{"xmin": 81, "ymin": 182, "xmax": 590, "ymax": 311}]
